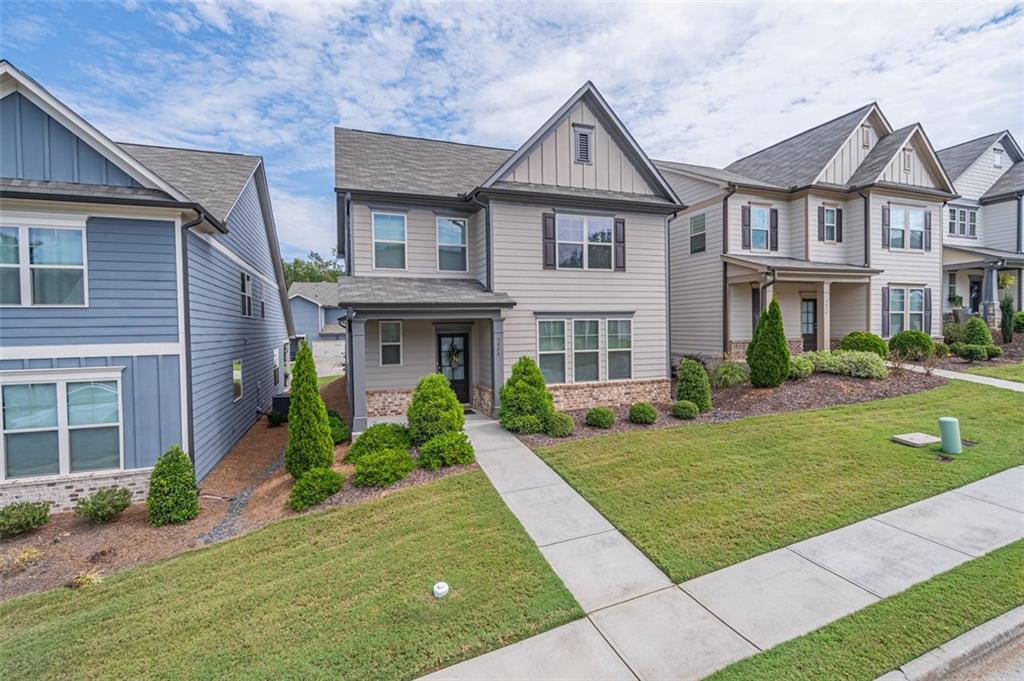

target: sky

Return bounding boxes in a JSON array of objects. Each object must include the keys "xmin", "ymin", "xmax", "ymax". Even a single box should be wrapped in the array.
[{"xmin": 2, "ymin": 1, "xmax": 1022, "ymax": 260}]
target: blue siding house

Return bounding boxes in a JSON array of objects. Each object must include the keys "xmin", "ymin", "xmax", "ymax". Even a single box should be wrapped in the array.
[
  {"xmin": 0, "ymin": 61, "xmax": 292, "ymax": 508},
  {"xmin": 288, "ymin": 281, "xmax": 346, "ymax": 373}
]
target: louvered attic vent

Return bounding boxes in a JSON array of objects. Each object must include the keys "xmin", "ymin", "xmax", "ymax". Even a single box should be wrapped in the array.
[{"xmin": 574, "ymin": 125, "xmax": 592, "ymax": 164}]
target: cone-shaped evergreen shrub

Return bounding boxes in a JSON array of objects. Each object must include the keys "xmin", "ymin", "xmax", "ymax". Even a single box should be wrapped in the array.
[
  {"xmin": 676, "ymin": 359, "xmax": 712, "ymax": 412},
  {"xmin": 146, "ymin": 445, "xmax": 199, "ymax": 526},
  {"xmin": 284, "ymin": 341, "xmax": 334, "ymax": 479},
  {"xmin": 407, "ymin": 373, "xmax": 464, "ymax": 446},
  {"xmin": 747, "ymin": 298, "xmax": 790, "ymax": 388},
  {"xmin": 498, "ymin": 356, "xmax": 554, "ymax": 431},
  {"xmin": 963, "ymin": 316, "xmax": 993, "ymax": 346},
  {"xmin": 1000, "ymin": 295, "xmax": 1015, "ymax": 344}
]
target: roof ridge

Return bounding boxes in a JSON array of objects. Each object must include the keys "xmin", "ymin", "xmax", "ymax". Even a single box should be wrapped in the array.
[
  {"xmin": 118, "ymin": 141, "xmax": 261, "ymax": 160},
  {"xmin": 334, "ymin": 127, "xmax": 515, "ymax": 153},
  {"xmin": 936, "ymin": 130, "xmax": 1007, "ymax": 153}
]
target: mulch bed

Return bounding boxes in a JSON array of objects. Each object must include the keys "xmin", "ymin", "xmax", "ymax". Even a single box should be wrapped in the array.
[
  {"xmin": 518, "ymin": 371, "xmax": 947, "ymax": 448},
  {"xmin": 931, "ymin": 333, "xmax": 1024, "ymax": 372}
]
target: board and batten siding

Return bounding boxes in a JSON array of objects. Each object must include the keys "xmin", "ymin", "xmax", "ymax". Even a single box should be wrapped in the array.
[
  {"xmin": 953, "ymin": 142, "xmax": 1013, "ymax": 200},
  {"xmin": 501, "ymin": 100, "xmax": 655, "ymax": 196},
  {"xmin": 0, "ymin": 217, "xmax": 179, "ymax": 346},
  {"xmin": 817, "ymin": 118, "xmax": 881, "ymax": 185},
  {"xmin": 490, "ymin": 200, "xmax": 667, "ymax": 383},
  {"xmin": 669, "ymin": 201, "xmax": 723, "ymax": 358},
  {"xmin": 879, "ymin": 138, "xmax": 944, "ymax": 190}
]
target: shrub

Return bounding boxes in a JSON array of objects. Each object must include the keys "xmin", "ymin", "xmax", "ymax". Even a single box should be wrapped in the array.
[
  {"xmin": 284, "ymin": 342, "xmax": 334, "ymax": 479},
  {"xmin": 68, "ymin": 569, "xmax": 104, "ymax": 589},
  {"xmin": 585, "ymin": 407, "xmax": 616, "ymax": 429},
  {"xmin": 289, "ymin": 467, "xmax": 344, "ymax": 512},
  {"xmin": 407, "ymin": 373, "xmax": 464, "ymax": 446},
  {"xmin": 985, "ymin": 344, "xmax": 1003, "ymax": 359},
  {"xmin": 889, "ymin": 330, "xmax": 935, "ymax": 362},
  {"xmin": 680, "ymin": 353, "xmax": 708, "ymax": 369},
  {"xmin": 0, "ymin": 501, "xmax": 50, "ymax": 539},
  {"xmin": 804, "ymin": 350, "xmax": 888, "ymax": 379},
  {"xmin": 676, "ymin": 359, "xmax": 712, "ymax": 412},
  {"xmin": 545, "ymin": 412, "xmax": 575, "ymax": 438},
  {"xmin": 628, "ymin": 402, "xmax": 658, "ymax": 425},
  {"xmin": 498, "ymin": 357, "xmax": 555, "ymax": 431},
  {"xmin": 267, "ymin": 411, "xmax": 287, "ymax": 427},
  {"xmin": 837, "ymin": 331, "xmax": 888, "ymax": 359},
  {"xmin": 747, "ymin": 298, "xmax": 790, "ymax": 388},
  {"xmin": 327, "ymin": 410, "xmax": 349, "ymax": 445},
  {"xmin": 1000, "ymin": 295, "xmax": 1015, "ymax": 344},
  {"xmin": 353, "ymin": 448, "xmax": 415, "ymax": 487},
  {"xmin": 943, "ymin": 321, "xmax": 965, "ymax": 345},
  {"xmin": 788, "ymin": 355, "xmax": 814, "ymax": 380},
  {"xmin": 146, "ymin": 445, "xmax": 199, "ymax": 526},
  {"xmin": 709, "ymin": 361, "xmax": 749, "ymax": 389},
  {"xmin": 934, "ymin": 341, "xmax": 950, "ymax": 358},
  {"xmin": 418, "ymin": 431, "xmax": 475, "ymax": 470},
  {"xmin": 74, "ymin": 487, "xmax": 131, "ymax": 523},
  {"xmin": 344, "ymin": 423, "xmax": 411, "ymax": 465},
  {"xmin": 1014, "ymin": 311, "xmax": 1024, "ymax": 333},
  {"xmin": 503, "ymin": 414, "xmax": 544, "ymax": 434},
  {"xmin": 954, "ymin": 343, "xmax": 988, "ymax": 362},
  {"xmin": 963, "ymin": 316, "xmax": 993, "ymax": 346},
  {"xmin": 671, "ymin": 400, "xmax": 698, "ymax": 419}
]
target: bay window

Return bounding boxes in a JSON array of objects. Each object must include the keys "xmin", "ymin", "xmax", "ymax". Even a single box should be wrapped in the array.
[{"xmin": 537, "ymin": 320, "xmax": 566, "ymax": 383}]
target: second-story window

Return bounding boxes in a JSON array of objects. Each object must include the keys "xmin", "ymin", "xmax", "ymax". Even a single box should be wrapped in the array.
[
  {"xmin": 949, "ymin": 208, "xmax": 977, "ymax": 237},
  {"xmin": 0, "ymin": 227, "xmax": 19, "ymax": 305},
  {"xmin": 823, "ymin": 207, "xmax": 837, "ymax": 242},
  {"xmin": 240, "ymin": 272, "xmax": 253, "ymax": 317},
  {"xmin": 689, "ymin": 214, "xmax": 706, "ymax": 254},
  {"xmin": 556, "ymin": 214, "xmax": 612, "ymax": 270},
  {"xmin": 437, "ymin": 217, "xmax": 468, "ymax": 272},
  {"xmin": 888, "ymin": 206, "xmax": 927, "ymax": 250},
  {"xmin": 373, "ymin": 212, "xmax": 406, "ymax": 270},
  {"xmin": 750, "ymin": 206, "xmax": 771, "ymax": 250},
  {"xmin": 1, "ymin": 225, "xmax": 87, "ymax": 307}
]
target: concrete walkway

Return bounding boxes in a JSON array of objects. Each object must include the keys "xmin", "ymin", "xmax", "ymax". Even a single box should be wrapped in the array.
[
  {"xmin": 423, "ymin": 416, "xmax": 1024, "ymax": 680},
  {"xmin": 901, "ymin": 363, "xmax": 1024, "ymax": 392}
]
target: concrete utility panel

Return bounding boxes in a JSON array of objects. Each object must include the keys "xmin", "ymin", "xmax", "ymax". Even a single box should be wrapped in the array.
[{"xmin": 891, "ymin": 432, "xmax": 941, "ymax": 447}]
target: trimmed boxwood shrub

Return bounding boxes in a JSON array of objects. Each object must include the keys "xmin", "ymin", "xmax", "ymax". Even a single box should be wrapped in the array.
[
  {"xmin": 407, "ymin": 373, "xmax": 464, "ymax": 446},
  {"xmin": 418, "ymin": 431, "xmax": 475, "ymax": 470},
  {"xmin": 327, "ymin": 410, "xmax": 349, "ymax": 445},
  {"xmin": 146, "ymin": 445, "xmax": 199, "ymax": 526},
  {"xmin": 943, "ymin": 321, "xmax": 965, "ymax": 345},
  {"xmin": 804, "ymin": 350, "xmax": 888, "ymax": 379},
  {"xmin": 671, "ymin": 400, "xmax": 698, "ymax": 419},
  {"xmin": 498, "ymin": 357, "xmax": 554, "ymax": 431},
  {"xmin": 985, "ymin": 344, "xmax": 1003, "ymax": 359},
  {"xmin": 788, "ymin": 355, "xmax": 813, "ymax": 380},
  {"xmin": 676, "ymin": 359, "xmax": 712, "ymax": 412},
  {"xmin": 353, "ymin": 448, "xmax": 415, "ymax": 487},
  {"xmin": 284, "ymin": 341, "xmax": 334, "ymax": 479},
  {"xmin": 888, "ymin": 330, "xmax": 935, "ymax": 361},
  {"xmin": 585, "ymin": 407, "xmax": 615, "ymax": 429},
  {"xmin": 75, "ymin": 487, "xmax": 132, "ymax": 523},
  {"xmin": 747, "ymin": 298, "xmax": 790, "ymax": 388},
  {"xmin": 709, "ymin": 361, "xmax": 749, "ymax": 389},
  {"xmin": 344, "ymin": 423, "xmax": 411, "ymax": 465},
  {"xmin": 0, "ymin": 501, "xmax": 50, "ymax": 539},
  {"xmin": 289, "ymin": 467, "xmax": 344, "ymax": 512},
  {"xmin": 953, "ymin": 343, "xmax": 988, "ymax": 362},
  {"xmin": 963, "ymin": 316, "xmax": 993, "ymax": 346},
  {"xmin": 545, "ymin": 412, "xmax": 575, "ymax": 438},
  {"xmin": 503, "ymin": 414, "xmax": 545, "ymax": 434},
  {"xmin": 934, "ymin": 341, "xmax": 950, "ymax": 358},
  {"xmin": 837, "ymin": 331, "xmax": 888, "ymax": 359},
  {"xmin": 628, "ymin": 402, "xmax": 658, "ymax": 425}
]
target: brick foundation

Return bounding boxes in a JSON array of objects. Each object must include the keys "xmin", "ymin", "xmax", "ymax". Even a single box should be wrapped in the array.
[
  {"xmin": 366, "ymin": 389, "xmax": 415, "ymax": 417},
  {"xmin": 471, "ymin": 384, "xmax": 494, "ymax": 416},
  {"xmin": 728, "ymin": 338, "xmax": 811, "ymax": 359},
  {"xmin": 548, "ymin": 377, "xmax": 672, "ymax": 410},
  {"xmin": 0, "ymin": 468, "xmax": 152, "ymax": 512}
]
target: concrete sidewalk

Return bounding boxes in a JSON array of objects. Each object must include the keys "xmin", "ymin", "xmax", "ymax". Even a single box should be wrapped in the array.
[
  {"xmin": 424, "ymin": 416, "xmax": 1024, "ymax": 680},
  {"xmin": 901, "ymin": 363, "xmax": 1024, "ymax": 392}
]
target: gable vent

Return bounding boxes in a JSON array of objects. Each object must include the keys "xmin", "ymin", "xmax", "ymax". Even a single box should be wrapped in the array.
[{"xmin": 573, "ymin": 125, "xmax": 593, "ymax": 164}]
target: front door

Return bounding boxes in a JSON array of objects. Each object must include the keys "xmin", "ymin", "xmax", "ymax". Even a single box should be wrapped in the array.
[
  {"xmin": 801, "ymin": 299, "xmax": 817, "ymax": 351},
  {"xmin": 437, "ymin": 333, "xmax": 470, "ymax": 404},
  {"xmin": 969, "ymin": 277, "xmax": 982, "ymax": 313}
]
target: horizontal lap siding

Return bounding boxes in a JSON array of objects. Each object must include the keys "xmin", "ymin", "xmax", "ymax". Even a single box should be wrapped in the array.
[
  {"xmin": 805, "ymin": 192, "xmax": 866, "ymax": 265},
  {"xmin": 363, "ymin": 319, "xmax": 489, "ymax": 391},
  {"xmin": 217, "ymin": 179, "xmax": 274, "ymax": 276},
  {"xmin": 983, "ymin": 200, "xmax": 1020, "ymax": 252},
  {"xmin": 670, "ymin": 202, "xmax": 723, "ymax": 357},
  {"xmin": 291, "ymin": 297, "xmax": 322, "ymax": 341},
  {"xmin": 831, "ymin": 283, "xmax": 868, "ymax": 338},
  {"xmin": 727, "ymin": 191, "xmax": 795, "ymax": 258},
  {"xmin": 951, "ymin": 144, "xmax": 1010, "ymax": 200}
]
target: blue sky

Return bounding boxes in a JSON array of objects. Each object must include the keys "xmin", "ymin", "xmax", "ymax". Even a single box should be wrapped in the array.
[{"xmin": 3, "ymin": 1, "xmax": 1022, "ymax": 260}]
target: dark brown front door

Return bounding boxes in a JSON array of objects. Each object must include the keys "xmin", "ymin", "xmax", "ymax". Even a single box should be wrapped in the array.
[
  {"xmin": 437, "ymin": 333, "xmax": 470, "ymax": 403},
  {"xmin": 801, "ymin": 299, "xmax": 817, "ymax": 351}
]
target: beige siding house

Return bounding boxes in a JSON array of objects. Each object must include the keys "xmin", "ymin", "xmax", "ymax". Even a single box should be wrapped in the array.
[
  {"xmin": 331, "ymin": 83, "xmax": 681, "ymax": 431},
  {"xmin": 659, "ymin": 103, "xmax": 957, "ymax": 362}
]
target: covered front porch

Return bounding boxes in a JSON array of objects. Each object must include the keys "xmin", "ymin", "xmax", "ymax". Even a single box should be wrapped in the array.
[
  {"xmin": 943, "ymin": 245, "xmax": 1023, "ymax": 324},
  {"xmin": 723, "ymin": 255, "xmax": 881, "ymax": 358}
]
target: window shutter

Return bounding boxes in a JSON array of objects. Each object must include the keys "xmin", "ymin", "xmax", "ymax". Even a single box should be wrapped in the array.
[
  {"xmin": 614, "ymin": 217, "xmax": 626, "ymax": 271},
  {"xmin": 836, "ymin": 208, "xmax": 844, "ymax": 243},
  {"xmin": 817, "ymin": 206, "xmax": 825, "ymax": 241},
  {"xmin": 881, "ymin": 286, "xmax": 890, "ymax": 336},
  {"xmin": 741, "ymin": 205, "xmax": 751, "ymax": 249},
  {"xmin": 542, "ymin": 213, "xmax": 556, "ymax": 269},
  {"xmin": 924, "ymin": 210, "xmax": 932, "ymax": 251},
  {"xmin": 924, "ymin": 288, "xmax": 932, "ymax": 334},
  {"xmin": 769, "ymin": 209, "xmax": 779, "ymax": 251},
  {"xmin": 881, "ymin": 205, "xmax": 890, "ymax": 249}
]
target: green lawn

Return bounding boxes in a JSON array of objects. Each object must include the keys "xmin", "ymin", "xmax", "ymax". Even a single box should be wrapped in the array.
[
  {"xmin": 0, "ymin": 471, "xmax": 582, "ymax": 680},
  {"xmin": 709, "ymin": 540, "xmax": 1024, "ymax": 681},
  {"xmin": 317, "ymin": 374, "xmax": 342, "ymax": 388},
  {"xmin": 537, "ymin": 381, "xmax": 1024, "ymax": 582},
  {"xmin": 964, "ymin": 361, "xmax": 1024, "ymax": 383}
]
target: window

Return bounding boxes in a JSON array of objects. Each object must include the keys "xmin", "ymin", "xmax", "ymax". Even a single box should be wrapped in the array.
[
  {"xmin": 573, "ymin": 125, "xmax": 593, "ymax": 164},
  {"xmin": 232, "ymin": 360, "xmax": 243, "ymax": 401},
  {"xmin": 909, "ymin": 288, "xmax": 925, "ymax": 330},
  {"xmin": 969, "ymin": 211, "xmax": 977, "ymax": 237},
  {"xmin": 1, "ymin": 370, "xmax": 122, "ymax": 481},
  {"xmin": 260, "ymin": 284, "xmax": 266, "ymax": 319},
  {"xmin": 750, "ymin": 205, "xmax": 771, "ymax": 250},
  {"xmin": 994, "ymin": 148, "xmax": 1003, "ymax": 168},
  {"xmin": 372, "ymin": 212, "xmax": 406, "ymax": 269},
  {"xmin": 823, "ymin": 207, "xmax": 837, "ymax": 242},
  {"xmin": 948, "ymin": 272, "xmax": 957, "ymax": 302},
  {"xmin": 240, "ymin": 273, "xmax": 252, "ymax": 317},
  {"xmin": 379, "ymin": 321, "xmax": 402, "ymax": 366},
  {"xmin": 861, "ymin": 125, "xmax": 871, "ymax": 148},
  {"xmin": 948, "ymin": 208, "xmax": 957, "ymax": 235},
  {"xmin": 888, "ymin": 206, "xmax": 926, "ymax": 250},
  {"xmin": 537, "ymin": 320, "xmax": 566, "ymax": 384},
  {"xmin": 607, "ymin": 319, "xmax": 632, "ymax": 380},
  {"xmin": 573, "ymin": 320, "xmax": 599, "ymax": 382},
  {"xmin": 902, "ymin": 148, "xmax": 913, "ymax": 171},
  {"xmin": 888, "ymin": 288, "xmax": 905, "ymax": 334},
  {"xmin": 0, "ymin": 225, "xmax": 87, "ymax": 306},
  {"xmin": 556, "ymin": 214, "xmax": 612, "ymax": 270},
  {"xmin": 689, "ymin": 214, "xmax": 706, "ymax": 254},
  {"xmin": 437, "ymin": 217, "xmax": 468, "ymax": 272},
  {"xmin": 949, "ymin": 208, "xmax": 977, "ymax": 237},
  {"xmin": 273, "ymin": 348, "xmax": 281, "ymax": 387},
  {"xmin": 0, "ymin": 227, "xmax": 19, "ymax": 305},
  {"xmin": 889, "ymin": 287, "xmax": 925, "ymax": 335},
  {"xmin": 908, "ymin": 209, "xmax": 925, "ymax": 250},
  {"xmin": 282, "ymin": 341, "xmax": 291, "ymax": 387}
]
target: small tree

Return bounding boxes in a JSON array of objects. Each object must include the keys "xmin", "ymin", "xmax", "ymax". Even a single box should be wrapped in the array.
[
  {"xmin": 285, "ymin": 341, "xmax": 334, "ymax": 479},
  {"xmin": 747, "ymin": 298, "xmax": 790, "ymax": 388},
  {"xmin": 1000, "ymin": 295, "xmax": 1015, "ymax": 344},
  {"xmin": 146, "ymin": 445, "xmax": 199, "ymax": 526},
  {"xmin": 407, "ymin": 373, "xmax": 464, "ymax": 446},
  {"xmin": 498, "ymin": 356, "xmax": 554, "ymax": 431}
]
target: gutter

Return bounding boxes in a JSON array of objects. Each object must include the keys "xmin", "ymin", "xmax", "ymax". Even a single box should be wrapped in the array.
[
  {"xmin": 468, "ymin": 193, "xmax": 493, "ymax": 291},
  {"xmin": 666, "ymin": 208, "xmax": 679, "ymax": 375},
  {"xmin": 180, "ymin": 209, "xmax": 204, "ymax": 466},
  {"xmin": 860, "ymin": 190, "xmax": 871, "ymax": 267}
]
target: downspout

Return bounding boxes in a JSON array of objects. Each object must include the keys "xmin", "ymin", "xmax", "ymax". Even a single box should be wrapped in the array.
[
  {"xmin": 859, "ymin": 191, "xmax": 871, "ymax": 267},
  {"xmin": 180, "ymin": 209, "xmax": 204, "ymax": 465},
  {"xmin": 468, "ymin": 193, "xmax": 492, "ymax": 291},
  {"xmin": 721, "ymin": 186, "xmax": 736, "ymax": 355}
]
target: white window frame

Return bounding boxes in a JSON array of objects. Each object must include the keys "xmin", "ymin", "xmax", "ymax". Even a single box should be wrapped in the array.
[
  {"xmin": 240, "ymin": 272, "xmax": 253, "ymax": 318},
  {"xmin": 536, "ymin": 319, "xmax": 567, "ymax": 385},
  {"xmin": 606, "ymin": 318, "xmax": 633, "ymax": 381},
  {"xmin": 572, "ymin": 318, "xmax": 601, "ymax": 383},
  {"xmin": 750, "ymin": 205, "xmax": 771, "ymax": 251},
  {"xmin": 823, "ymin": 207, "xmax": 837, "ymax": 242},
  {"xmin": 232, "ymin": 360, "xmax": 243, "ymax": 401},
  {"xmin": 947, "ymin": 272, "xmax": 957, "ymax": 302},
  {"xmin": 379, "ymin": 320, "xmax": 403, "ymax": 367},
  {"xmin": 436, "ymin": 216, "xmax": 469, "ymax": 273},
  {"xmin": 888, "ymin": 205, "xmax": 926, "ymax": 251},
  {"xmin": 555, "ymin": 213, "xmax": 613, "ymax": 271},
  {"xmin": 968, "ymin": 210, "xmax": 977, "ymax": 237},
  {"xmin": 689, "ymin": 213, "xmax": 706, "ymax": 254},
  {"xmin": 0, "ymin": 218, "xmax": 89, "ymax": 308},
  {"xmin": 573, "ymin": 124, "xmax": 593, "ymax": 164},
  {"xmin": 372, "ymin": 211, "xmax": 407, "ymax": 271},
  {"xmin": 994, "ymin": 148, "xmax": 1003, "ymax": 168},
  {"xmin": 0, "ymin": 367, "xmax": 124, "ymax": 482},
  {"xmin": 889, "ymin": 286, "xmax": 925, "ymax": 335}
]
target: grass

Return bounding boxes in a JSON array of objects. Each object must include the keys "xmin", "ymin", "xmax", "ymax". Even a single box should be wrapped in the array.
[
  {"xmin": 708, "ymin": 540, "xmax": 1024, "ymax": 680},
  {"xmin": 964, "ymin": 361, "xmax": 1024, "ymax": 383},
  {"xmin": 537, "ymin": 381, "xmax": 1024, "ymax": 582},
  {"xmin": 317, "ymin": 374, "xmax": 342, "ymax": 388},
  {"xmin": 0, "ymin": 471, "xmax": 582, "ymax": 680}
]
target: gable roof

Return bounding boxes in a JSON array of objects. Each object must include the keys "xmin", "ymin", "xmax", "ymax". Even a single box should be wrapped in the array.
[
  {"xmin": 288, "ymin": 281, "xmax": 339, "ymax": 307},
  {"xmin": 653, "ymin": 159, "xmax": 785, "ymax": 190},
  {"xmin": 981, "ymin": 161, "xmax": 1024, "ymax": 202},
  {"xmin": 937, "ymin": 131, "xmax": 1024, "ymax": 182},
  {"xmin": 846, "ymin": 124, "xmax": 918, "ymax": 187}
]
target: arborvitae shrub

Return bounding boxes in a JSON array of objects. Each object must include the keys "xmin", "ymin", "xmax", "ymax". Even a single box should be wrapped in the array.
[
  {"xmin": 747, "ymin": 298, "xmax": 790, "ymax": 388},
  {"xmin": 407, "ymin": 374, "xmax": 464, "ymax": 446},
  {"xmin": 284, "ymin": 342, "xmax": 334, "ymax": 479},
  {"xmin": 676, "ymin": 359, "xmax": 712, "ymax": 412}
]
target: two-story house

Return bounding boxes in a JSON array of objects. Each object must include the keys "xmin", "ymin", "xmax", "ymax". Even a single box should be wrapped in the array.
[
  {"xmin": 331, "ymin": 82, "xmax": 681, "ymax": 432},
  {"xmin": 0, "ymin": 61, "xmax": 292, "ymax": 509},
  {"xmin": 936, "ymin": 131, "xmax": 1024, "ymax": 322},
  {"xmin": 659, "ymin": 103, "xmax": 957, "ymax": 362}
]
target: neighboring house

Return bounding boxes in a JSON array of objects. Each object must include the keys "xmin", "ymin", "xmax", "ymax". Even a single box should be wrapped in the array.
[
  {"xmin": 333, "ymin": 82, "xmax": 681, "ymax": 432},
  {"xmin": 658, "ymin": 103, "xmax": 956, "ymax": 361},
  {"xmin": 936, "ymin": 131, "xmax": 1024, "ymax": 322},
  {"xmin": 0, "ymin": 61, "xmax": 292, "ymax": 509},
  {"xmin": 288, "ymin": 281, "xmax": 346, "ymax": 374}
]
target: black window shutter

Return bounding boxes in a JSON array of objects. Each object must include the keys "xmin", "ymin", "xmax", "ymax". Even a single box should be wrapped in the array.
[
  {"xmin": 881, "ymin": 205, "xmax": 890, "ymax": 249},
  {"xmin": 924, "ymin": 288, "xmax": 932, "ymax": 334},
  {"xmin": 769, "ymin": 209, "xmax": 779, "ymax": 251},
  {"xmin": 924, "ymin": 210, "xmax": 932, "ymax": 251},
  {"xmin": 614, "ymin": 217, "xmax": 626, "ymax": 271},
  {"xmin": 741, "ymin": 205, "xmax": 751, "ymax": 249},
  {"xmin": 817, "ymin": 206, "xmax": 825, "ymax": 241},
  {"xmin": 542, "ymin": 213, "xmax": 556, "ymax": 269},
  {"xmin": 881, "ymin": 286, "xmax": 890, "ymax": 336},
  {"xmin": 836, "ymin": 208, "xmax": 844, "ymax": 243}
]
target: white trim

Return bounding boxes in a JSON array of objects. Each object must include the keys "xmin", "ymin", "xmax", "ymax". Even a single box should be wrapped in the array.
[
  {"xmin": 0, "ymin": 216, "xmax": 89, "ymax": 308},
  {"xmin": 378, "ymin": 320, "xmax": 403, "ymax": 366},
  {"xmin": 232, "ymin": 359, "xmax": 243, "ymax": 402},
  {"xmin": 436, "ymin": 215, "xmax": 469, "ymax": 273},
  {"xmin": 192, "ymin": 232, "xmax": 279, "ymax": 290},
  {"xmin": 606, "ymin": 317, "xmax": 634, "ymax": 381},
  {"xmin": 554, "ymin": 213, "xmax": 614, "ymax": 271},
  {"xmin": 240, "ymin": 272, "xmax": 253, "ymax": 318},
  {"xmin": 814, "ymin": 104, "xmax": 894, "ymax": 184},
  {"xmin": 536, "ymin": 318, "xmax": 568, "ymax": 385},
  {"xmin": 288, "ymin": 293, "xmax": 323, "ymax": 306},
  {"xmin": 749, "ymin": 204, "xmax": 772, "ymax": 252},
  {"xmin": 572, "ymin": 318, "xmax": 601, "ymax": 383},
  {"xmin": 0, "ymin": 342, "xmax": 184, "ymax": 361},
  {"xmin": 173, "ymin": 215, "xmax": 190, "ymax": 454},
  {"xmin": 371, "ymin": 211, "xmax": 408, "ymax": 271}
]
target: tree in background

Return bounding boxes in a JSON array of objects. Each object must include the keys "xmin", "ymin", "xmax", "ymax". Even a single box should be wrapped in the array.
[
  {"xmin": 747, "ymin": 298, "xmax": 790, "ymax": 388},
  {"xmin": 284, "ymin": 341, "xmax": 335, "ymax": 479},
  {"xmin": 283, "ymin": 249, "xmax": 343, "ymax": 289}
]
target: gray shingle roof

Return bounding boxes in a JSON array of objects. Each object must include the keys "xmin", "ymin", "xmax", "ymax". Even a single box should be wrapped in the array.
[
  {"xmin": 288, "ymin": 281, "xmax": 341, "ymax": 306},
  {"xmin": 334, "ymin": 128, "xmax": 513, "ymax": 198},
  {"xmin": 336, "ymin": 276, "xmax": 514, "ymax": 307},
  {"xmin": 724, "ymin": 253, "xmax": 882, "ymax": 274},
  {"xmin": 0, "ymin": 177, "xmax": 174, "ymax": 202},
  {"xmin": 119, "ymin": 143, "xmax": 261, "ymax": 222},
  {"xmin": 936, "ymin": 132, "xmax": 1005, "ymax": 181},
  {"xmin": 489, "ymin": 180, "xmax": 676, "ymax": 205},
  {"xmin": 726, "ymin": 104, "xmax": 876, "ymax": 188},
  {"xmin": 846, "ymin": 125, "xmax": 917, "ymax": 187},
  {"xmin": 981, "ymin": 161, "xmax": 1024, "ymax": 200},
  {"xmin": 653, "ymin": 159, "xmax": 785, "ymax": 190}
]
